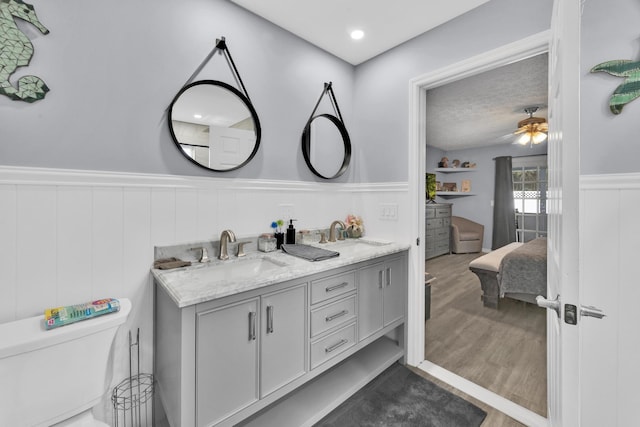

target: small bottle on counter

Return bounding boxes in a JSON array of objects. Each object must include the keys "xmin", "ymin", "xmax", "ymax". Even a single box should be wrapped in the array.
[{"xmin": 286, "ymin": 219, "xmax": 297, "ymax": 244}]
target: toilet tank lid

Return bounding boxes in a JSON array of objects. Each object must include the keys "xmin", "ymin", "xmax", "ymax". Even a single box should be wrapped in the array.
[{"xmin": 0, "ymin": 298, "xmax": 131, "ymax": 359}]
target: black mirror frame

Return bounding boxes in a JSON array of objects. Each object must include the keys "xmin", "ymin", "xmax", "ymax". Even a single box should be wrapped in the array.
[
  {"xmin": 168, "ymin": 79, "xmax": 262, "ymax": 172},
  {"xmin": 301, "ymin": 82, "xmax": 352, "ymax": 180},
  {"xmin": 301, "ymin": 113, "xmax": 351, "ymax": 179}
]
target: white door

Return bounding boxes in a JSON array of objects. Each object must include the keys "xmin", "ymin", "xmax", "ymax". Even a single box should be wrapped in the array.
[
  {"xmin": 209, "ymin": 125, "xmax": 256, "ymax": 170},
  {"xmin": 542, "ymin": 0, "xmax": 580, "ymax": 425}
]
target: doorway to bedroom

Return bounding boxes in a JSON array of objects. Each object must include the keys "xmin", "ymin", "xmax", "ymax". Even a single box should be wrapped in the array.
[{"xmin": 422, "ymin": 50, "xmax": 549, "ymax": 422}]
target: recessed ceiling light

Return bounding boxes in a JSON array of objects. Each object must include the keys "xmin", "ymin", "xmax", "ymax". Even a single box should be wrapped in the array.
[
  {"xmin": 194, "ymin": 114, "xmax": 202, "ymax": 119},
  {"xmin": 350, "ymin": 30, "xmax": 365, "ymax": 40}
]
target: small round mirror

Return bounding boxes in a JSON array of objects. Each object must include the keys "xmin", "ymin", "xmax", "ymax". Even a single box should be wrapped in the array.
[
  {"xmin": 168, "ymin": 80, "xmax": 261, "ymax": 172},
  {"xmin": 302, "ymin": 114, "xmax": 351, "ymax": 179}
]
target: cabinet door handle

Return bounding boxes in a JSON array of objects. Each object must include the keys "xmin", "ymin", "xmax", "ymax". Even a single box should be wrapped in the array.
[
  {"xmin": 266, "ymin": 305, "xmax": 274, "ymax": 334},
  {"xmin": 248, "ymin": 311, "xmax": 256, "ymax": 341},
  {"xmin": 378, "ymin": 270, "xmax": 383, "ymax": 289},
  {"xmin": 325, "ymin": 339, "xmax": 348, "ymax": 354},
  {"xmin": 386, "ymin": 268, "xmax": 391, "ymax": 287},
  {"xmin": 326, "ymin": 282, "xmax": 348, "ymax": 293},
  {"xmin": 325, "ymin": 310, "xmax": 348, "ymax": 322}
]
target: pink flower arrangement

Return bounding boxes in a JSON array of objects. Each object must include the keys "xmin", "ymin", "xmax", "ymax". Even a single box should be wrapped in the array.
[{"xmin": 345, "ymin": 214, "xmax": 364, "ymax": 233}]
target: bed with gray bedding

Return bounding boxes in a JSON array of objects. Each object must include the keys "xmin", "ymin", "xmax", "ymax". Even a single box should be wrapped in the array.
[
  {"xmin": 469, "ymin": 237, "xmax": 547, "ymax": 308},
  {"xmin": 497, "ymin": 237, "xmax": 547, "ymax": 301}
]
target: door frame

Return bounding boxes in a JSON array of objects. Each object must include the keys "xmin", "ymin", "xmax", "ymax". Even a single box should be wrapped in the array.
[{"xmin": 406, "ymin": 30, "xmax": 551, "ymax": 425}]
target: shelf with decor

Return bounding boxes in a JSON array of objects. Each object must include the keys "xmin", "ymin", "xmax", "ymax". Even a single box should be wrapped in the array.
[
  {"xmin": 435, "ymin": 168, "xmax": 478, "ymax": 173},
  {"xmin": 436, "ymin": 191, "xmax": 476, "ymax": 197}
]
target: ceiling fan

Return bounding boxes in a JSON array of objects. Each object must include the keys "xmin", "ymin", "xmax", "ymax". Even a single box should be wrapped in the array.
[{"xmin": 514, "ymin": 106, "xmax": 548, "ymax": 146}]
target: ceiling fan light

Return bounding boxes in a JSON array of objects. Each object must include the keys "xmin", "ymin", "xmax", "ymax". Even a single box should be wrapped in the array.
[
  {"xmin": 514, "ymin": 107, "xmax": 548, "ymax": 146},
  {"xmin": 517, "ymin": 133, "xmax": 531, "ymax": 145},
  {"xmin": 532, "ymin": 131, "xmax": 547, "ymax": 144}
]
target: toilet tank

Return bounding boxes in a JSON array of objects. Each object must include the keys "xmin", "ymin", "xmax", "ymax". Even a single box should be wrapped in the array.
[{"xmin": 0, "ymin": 298, "xmax": 131, "ymax": 427}]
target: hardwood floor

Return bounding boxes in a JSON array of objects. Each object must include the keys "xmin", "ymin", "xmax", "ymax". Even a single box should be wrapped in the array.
[{"xmin": 424, "ymin": 253, "xmax": 547, "ymax": 425}]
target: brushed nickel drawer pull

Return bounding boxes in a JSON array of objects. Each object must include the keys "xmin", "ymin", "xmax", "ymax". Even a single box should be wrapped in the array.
[
  {"xmin": 386, "ymin": 268, "xmax": 391, "ymax": 287},
  {"xmin": 266, "ymin": 305, "xmax": 274, "ymax": 334},
  {"xmin": 248, "ymin": 311, "xmax": 256, "ymax": 341},
  {"xmin": 325, "ymin": 339, "xmax": 348, "ymax": 353},
  {"xmin": 326, "ymin": 282, "xmax": 349, "ymax": 292},
  {"xmin": 378, "ymin": 270, "xmax": 383, "ymax": 289},
  {"xmin": 325, "ymin": 310, "xmax": 348, "ymax": 322}
]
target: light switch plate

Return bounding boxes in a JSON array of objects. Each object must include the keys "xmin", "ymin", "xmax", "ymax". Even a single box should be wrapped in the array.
[{"xmin": 379, "ymin": 203, "xmax": 398, "ymax": 221}]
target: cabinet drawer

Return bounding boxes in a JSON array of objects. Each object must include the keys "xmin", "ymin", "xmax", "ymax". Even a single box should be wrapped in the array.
[
  {"xmin": 442, "ymin": 217, "xmax": 451, "ymax": 228},
  {"xmin": 435, "ymin": 228, "xmax": 449, "ymax": 239},
  {"xmin": 310, "ymin": 323, "xmax": 356, "ymax": 369},
  {"xmin": 435, "ymin": 241, "xmax": 450, "ymax": 253},
  {"xmin": 426, "ymin": 239, "xmax": 435, "ymax": 251},
  {"xmin": 425, "ymin": 208, "xmax": 435, "ymax": 218},
  {"xmin": 310, "ymin": 294, "xmax": 356, "ymax": 337},
  {"xmin": 426, "ymin": 218, "xmax": 443, "ymax": 229},
  {"xmin": 435, "ymin": 207, "xmax": 451, "ymax": 217},
  {"xmin": 310, "ymin": 271, "xmax": 356, "ymax": 304}
]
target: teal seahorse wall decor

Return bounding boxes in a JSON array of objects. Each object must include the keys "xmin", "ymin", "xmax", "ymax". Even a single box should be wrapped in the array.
[
  {"xmin": 591, "ymin": 59, "xmax": 640, "ymax": 114},
  {"xmin": 0, "ymin": 0, "xmax": 49, "ymax": 103}
]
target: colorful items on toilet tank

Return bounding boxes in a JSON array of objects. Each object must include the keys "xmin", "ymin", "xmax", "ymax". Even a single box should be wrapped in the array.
[{"xmin": 44, "ymin": 298, "xmax": 121, "ymax": 329}]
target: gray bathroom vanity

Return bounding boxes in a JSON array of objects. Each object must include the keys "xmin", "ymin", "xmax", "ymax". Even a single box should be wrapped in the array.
[{"xmin": 152, "ymin": 239, "xmax": 409, "ymax": 427}]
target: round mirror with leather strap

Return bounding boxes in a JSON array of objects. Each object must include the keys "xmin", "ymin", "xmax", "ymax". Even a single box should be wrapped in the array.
[
  {"xmin": 168, "ymin": 80, "xmax": 261, "ymax": 172},
  {"xmin": 302, "ymin": 113, "xmax": 351, "ymax": 179}
]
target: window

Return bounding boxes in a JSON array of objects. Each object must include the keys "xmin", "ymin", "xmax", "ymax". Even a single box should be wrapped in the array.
[{"xmin": 512, "ymin": 156, "xmax": 547, "ymax": 242}]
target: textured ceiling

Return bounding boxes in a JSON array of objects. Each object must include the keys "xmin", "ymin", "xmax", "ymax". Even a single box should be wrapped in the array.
[
  {"xmin": 426, "ymin": 53, "xmax": 549, "ymax": 151},
  {"xmin": 229, "ymin": 0, "xmax": 490, "ymax": 65}
]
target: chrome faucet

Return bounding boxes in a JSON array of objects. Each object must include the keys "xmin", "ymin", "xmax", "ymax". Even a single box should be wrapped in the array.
[
  {"xmin": 218, "ymin": 229, "xmax": 237, "ymax": 260},
  {"xmin": 328, "ymin": 220, "xmax": 346, "ymax": 242},
  {"xmin": 190, "ymin": 246, "xmax": 210, "ymax": 263}
]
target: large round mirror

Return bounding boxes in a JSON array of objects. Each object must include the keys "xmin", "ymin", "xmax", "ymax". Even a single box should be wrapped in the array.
[
  {"xmin": 168, "ymin": 80, "xmax": 261, "ymax": 172},
  {"xmin": 302, "ymin": 114, "xmax": 351, "ymax": 179}
]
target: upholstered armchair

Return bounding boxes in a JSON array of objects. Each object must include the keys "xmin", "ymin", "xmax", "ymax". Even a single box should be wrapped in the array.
[{"xmin": 451, "ymin": 216, "xmax": 484, "ymax": 253}]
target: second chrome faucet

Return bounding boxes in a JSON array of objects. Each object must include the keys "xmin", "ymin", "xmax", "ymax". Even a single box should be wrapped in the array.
[
  {"xmin": 328, "ymin": 220, "xmax": 346, "ymax": 243},
  {"xmin": 218, "ymin": 229, "xmax": 237, "ymax": 260}
]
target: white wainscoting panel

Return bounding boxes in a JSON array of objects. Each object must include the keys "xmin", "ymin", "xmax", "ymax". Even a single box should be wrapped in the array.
[
  {"xmin": 0, "ymin": 166, "xmax": 409, "ymax": 424},
  {"xmin": 151, "ymin": 188, "xmax": 177, "ymax": 246},
  {"xmin": 580, "ymin": 173, "xmax": 640, "ymax": 426},
  {"xmin": 0, "ymin": 184, "xmax": 17, "ymax": 323},
  {"xmin": 16, "ymin": 186, "xmax": 57, "ymax": 319},
  {"xmin": 57, "ymin": 186, "xmax": 93, "ymax": 306},
  {"xmin": 93, "ymin": 187, "xmax": 125, "ymax": 300}
]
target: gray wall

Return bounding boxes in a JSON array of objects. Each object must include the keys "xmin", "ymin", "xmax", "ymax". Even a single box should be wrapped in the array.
[
  {"xmin": 3, "ymin": 0, "xmax": 559, "ymax": 183},
  {"xmin": 581, "ymin": 0, "xmax": 640, "ymax": 175},
  {"xmin": 352, "ymin": 0, "xmax": 554, "ymax": 182},
  {"xmin": 2, "ymin": 0, "xmax": 355, "ymax": 181},
  {"xmin": 428, "ymin": 143, "xmax": 547, "ymax": 249}
]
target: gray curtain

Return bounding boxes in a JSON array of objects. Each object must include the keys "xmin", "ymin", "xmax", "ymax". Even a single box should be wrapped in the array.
[{"xmin": 492, "ymin": 156, "xmax": 516, "ymax": 249}]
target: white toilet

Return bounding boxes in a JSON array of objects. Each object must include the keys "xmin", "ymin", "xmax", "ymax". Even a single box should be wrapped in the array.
[{"xmin": 0, "ymin": 298, "xmax": 131, "ymax": 426}]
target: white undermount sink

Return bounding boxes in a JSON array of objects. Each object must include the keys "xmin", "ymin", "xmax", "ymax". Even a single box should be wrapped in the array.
[
  {"xmin": 189, "ymin": 255, "xmax": 288, "ymax": 280},
  {"xmin": 309, "ymin": 238, "xmax": 392, "ymax": 255}
]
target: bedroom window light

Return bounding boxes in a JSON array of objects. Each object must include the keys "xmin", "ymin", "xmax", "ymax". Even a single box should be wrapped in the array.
[{"xmin": 512, "ymin": 156, "xmax": 548, "ymax": 243}]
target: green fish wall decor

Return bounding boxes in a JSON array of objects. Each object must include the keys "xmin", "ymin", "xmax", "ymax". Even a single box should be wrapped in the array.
[
  {"xmin": 0, "ymin": 0, "xmax": 49, "ymax": 102},
  {"xmin": 591, "ymin": 59, "xmax": 640, "ymax": 114}
]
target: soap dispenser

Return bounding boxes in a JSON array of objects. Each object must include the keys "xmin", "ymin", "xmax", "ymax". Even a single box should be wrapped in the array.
[{"xmin": 286, "ymin": 219, "xmax": 297, "ymax": 244}]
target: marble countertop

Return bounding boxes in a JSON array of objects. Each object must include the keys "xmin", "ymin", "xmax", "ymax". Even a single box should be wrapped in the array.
[{"xmin": 152, "ymin": 238, "xmax": 410, "ymax": 308}]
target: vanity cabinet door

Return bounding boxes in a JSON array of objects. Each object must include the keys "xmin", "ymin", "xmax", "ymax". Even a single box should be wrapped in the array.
[
  {"xmin": 357, "ymin": 261, "xmax": 385, "ymax": 341},
  {"xmin": 196, "ymin": 298, "xmax": 260, "ymax": 427},
  {"xmin": 358, "ymin": 257, "xmax": 406, "ymax": 342},
  {"xmin": 383, "ymin": 256, "xmax": 405, "ymax": 326},
  {"xmin": 260, "ymin": 284, "xmax": 307, "ymax": 398}
]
